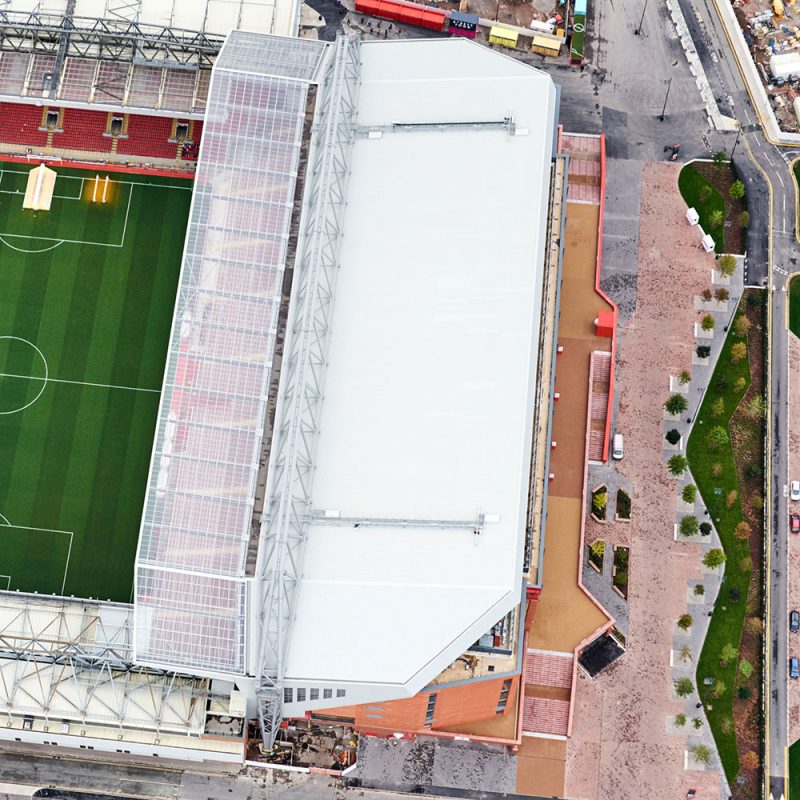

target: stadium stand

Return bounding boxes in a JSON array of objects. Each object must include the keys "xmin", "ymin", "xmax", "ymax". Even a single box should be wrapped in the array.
[
  {"xmin": 117, "ymin": 115, "xmax": 187, "ymax": 159},
  {"xmin": 0, "ymin": 102, "xmax": 47, "ymax": 147},
  {"xmin": 51, "ymin": 107, "xmax": 112, "ymax": 153},
  {"xmin": 0, "ymin": 101, "xmax": 203, "ymax": 162}
]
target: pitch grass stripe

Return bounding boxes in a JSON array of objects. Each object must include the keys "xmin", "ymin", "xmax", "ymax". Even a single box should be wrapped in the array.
[
  {"xmin": 57, "ymin": 387, "xmax": 111, "ymax": 597},
  {"xmin": 0, "ymin": 247, "xmax": 61, "ymax": 526},
  {"xmin": 80, "ymin": 391, "xmax": 157, "ymax": 601},
  {"xmin": 137, "ymin": 187, "xmax": 191, "ymax": 389},
  {"xmin": 108, "ymin": 185, "xmax": 157, "ymax": 389}
]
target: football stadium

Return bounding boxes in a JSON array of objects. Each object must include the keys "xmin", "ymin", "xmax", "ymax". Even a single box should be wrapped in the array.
[{"xmin": 0, "ymin": 0, "xmax": 617, "ymax": 773}]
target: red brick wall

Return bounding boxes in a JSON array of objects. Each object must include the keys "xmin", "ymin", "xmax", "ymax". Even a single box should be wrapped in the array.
[{"xmin": 313, "ymin": 675, "xmax": 519, "ymax": 735}]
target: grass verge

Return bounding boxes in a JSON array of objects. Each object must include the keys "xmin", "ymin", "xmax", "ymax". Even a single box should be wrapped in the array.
[
  {"xmin": 790, "ymin": 275, "xmax": 800, "ymax": 339},
  {"xmin": 687, "ymin": 300, "xmax": 752, "ymax": 783},
  {"xmin": 678, "ymin": 163, "xmax": 726, "ymax": 253}
]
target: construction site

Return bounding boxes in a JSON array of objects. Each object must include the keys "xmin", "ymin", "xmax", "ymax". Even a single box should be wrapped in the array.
[{"xmin": 735, "ymin": 0, "xmax": 800, "ymax": 130}]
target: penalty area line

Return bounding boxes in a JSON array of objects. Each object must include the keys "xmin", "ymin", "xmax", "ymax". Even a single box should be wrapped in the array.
[{"xmin": 0, "ymin": 372, "xmax": 160, "ymax": 394}]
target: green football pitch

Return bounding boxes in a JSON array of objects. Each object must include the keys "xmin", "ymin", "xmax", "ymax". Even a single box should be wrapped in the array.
[{"xmin": 0, "ymin": 164, "xmax": 191, "ymax": 601}]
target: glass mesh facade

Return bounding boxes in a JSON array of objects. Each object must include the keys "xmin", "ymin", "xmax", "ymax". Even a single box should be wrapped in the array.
[{"xmin": 134, "ymin": 31, "xmax": 328, "ymax": 675}]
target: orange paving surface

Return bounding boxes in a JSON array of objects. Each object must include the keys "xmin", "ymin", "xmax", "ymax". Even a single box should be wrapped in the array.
[
  {"xmin": 516, "ymin": 736, "xmax": 567, "ymax": 797},
  {"xmin": 516, "ymin": 200, "xmax": 613, "ymax": 797}
]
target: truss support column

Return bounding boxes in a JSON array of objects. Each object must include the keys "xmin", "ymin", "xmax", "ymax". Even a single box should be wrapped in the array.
[{"xmin": 254, "ymin": 34, "xmax": 360, "ymax": 750}]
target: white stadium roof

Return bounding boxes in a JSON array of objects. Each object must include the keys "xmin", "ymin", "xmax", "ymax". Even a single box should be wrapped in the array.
[
  {"xmin": 1, "ymin": 0, "xmax": 299, "ymax": 37},
  {"xmin": 282, "ymin": 40, "xmax": 557, "ymax": 705}
]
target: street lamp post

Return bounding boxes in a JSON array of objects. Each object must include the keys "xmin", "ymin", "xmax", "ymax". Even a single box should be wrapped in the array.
[
  {"xmin": 635, "ymin": 0, "xmax": 650, "ymax": 35},
  {"xmin": 659, "ymin": 77, "xmax": 672, "ymax": 121},
  {"xmin": 495, "ymin": 0, "xmax": 501, "ymax": 21},
  {"xmin": 730, "ymin": 124, "xmax": 742, "ymax": 161}
]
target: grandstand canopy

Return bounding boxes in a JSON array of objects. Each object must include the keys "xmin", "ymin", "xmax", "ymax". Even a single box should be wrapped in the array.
[
  {"xmin": 281, "ymin": 39, "xmax": 558, "ymax": 705},
  {"xmin": 1, "ymin": 0, "xmax": 299, "ymax": 37}
]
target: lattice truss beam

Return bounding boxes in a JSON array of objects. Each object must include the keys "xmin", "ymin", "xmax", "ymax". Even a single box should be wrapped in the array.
[
  {"xmin": 0, "ymin": 596, "xmax": 211, "ymax": 733},
  {"xmin": 255, "ymin": 34, "xmax": 360, "ymax": 748}
]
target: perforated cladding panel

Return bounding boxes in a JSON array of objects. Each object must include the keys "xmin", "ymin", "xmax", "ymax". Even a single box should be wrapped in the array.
[{"xmin": 134, "ymin": 54, "xmax": 315, "ymax": 674}]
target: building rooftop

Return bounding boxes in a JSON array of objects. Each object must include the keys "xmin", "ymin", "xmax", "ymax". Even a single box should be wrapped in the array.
[{"xmin": 282, "ymin": 38, "xmax": 557, "ymax": 706}]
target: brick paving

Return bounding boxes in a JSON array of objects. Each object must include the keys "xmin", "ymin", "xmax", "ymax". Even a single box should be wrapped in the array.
[{"xmin": 565, "ymin": 164, "xmax": 731, "ymax": 800}]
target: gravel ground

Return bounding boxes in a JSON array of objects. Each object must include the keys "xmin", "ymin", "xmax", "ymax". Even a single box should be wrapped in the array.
[{"xmin": 564, "ymin": 164, "xmax": 728, "ymax": 800}]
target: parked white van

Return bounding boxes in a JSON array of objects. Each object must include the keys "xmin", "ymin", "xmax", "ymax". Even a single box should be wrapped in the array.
[{"xmin": 612, "ymin": 433, "xmax": 624, "ymax": 460}]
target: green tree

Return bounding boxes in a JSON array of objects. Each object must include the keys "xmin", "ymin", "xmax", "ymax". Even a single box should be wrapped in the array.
[
  {"xmin": 710, "ymin": 397, "xmax": 724, "ymax": 419},
  {"xmin": 699, "ymin": 522, "xmax": 713, "ymax": 536},
  {"xmin": 739, "ymin": 659, "xmax": 753, "ymax": 680},
  {"xmin": 696, "ymin": 345, "xmax": 711, "ymax": 359},
  {"xmin": 668, "ymin": 454, "xmax": 689, "ymax": 476},
  {"xmin": 711, "ymin": 679, "xmax": 727, "ymax": 699},
  {"xmin": 675, "ymin": 712, "xmax": 687, "ymax": 727},
  {"xmin": 718, "ymin": 254, "xmax": 737, "ymax": 276},
  {"xmin": 712, "ymin": 150, "xmax": 728, "ymax": 168},
  {"xmin": 698, "ymin": 184, "xmax": 712, "ymax": 202},
  {"xmin": 731, "ymin": 342, "xmax": 747, "ymax": 364},
  {"xmin": 714, "ymin": 287, "xmax": 729, "ymax": 302},
  {"xmin": 720, "ymin": 643, "xmax": 738, "ymax": 668},
  {"xmin": 703, "ymin": 548, "xmax": 726, "ymax": 569},
  {"xmin": 701, "ymin": 314, "xmax": 715, "ymax": 331},
  {"xmin": 729, "ymin": 179, "xmax": 745, "ymax": 200},
  {"xmin": 680, "ymin": 516, "xmax": 699, "ymax": 537},
  {"xmin": 677, "ymin": 613, "xmax": 693, "ymax": 630},
  {"xmin": 739, "ymin": 210, "xmax": 750, "ymax": 228},
  {"xmin": 734, "ymin": 376, "xmax": 747, "ymax": 393},
  {"xmin": 665, "ymin": 428, "xmax": 682, "ymax": 445},
  {"xmin": 694, "ymin": 583, "xmax": 705, "ymax": 596},
  {"xmin": 692, "ymin": 717, "xmax": 704, "ymax": 729},
  {"xmin": 678, "ymin": 643, "xmax": 693, "ymax": 663},
  {"xmin": 592, "ymin": 490, "xmax": 607, "ymax": 517},
  {"xmin": 709, "ymin": 209, "xmax": 724, "ymax": 229},
  {"xmin": 674, "ymin": 677, "xmax": 695, "ymax": 697},
  {"xmin": 706, "ymin": 425, "xmax": 728, "ymax": 450},
  {"xmin": 664, "ymin": 394, "xmax": 688, "ymax": 415},
  {"xmin": 682, "ymin": 484, "xmax": 697, "ymax": 504},
  {"xmin": 678, "ymin": 369, "xmax": 692, "ymax": 385}
]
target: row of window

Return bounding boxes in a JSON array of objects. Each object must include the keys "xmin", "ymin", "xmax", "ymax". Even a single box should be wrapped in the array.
[
  {"xmin": 422, "ymin": 678, "xmax": 514, "ymax": 727},
  {"xmin": 283, "ymin": 686, "xmax": 347, "ymax": 704}
]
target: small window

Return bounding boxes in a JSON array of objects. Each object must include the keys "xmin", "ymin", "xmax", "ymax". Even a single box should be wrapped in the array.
[
  {"xmin": 424, "ymin": 693, "xmax": 437, "ymax": 726},
  {"xmin": 296, "ymin": 688, "xmax": 306, "ymax": 702},
  {"xmin": 175, "ymin": 121, "xmax": 189, "ymax": 142},
  {"xmin": 323, "ymin": 688, "xmax": 332, "ymax": 699},
  {"xmin": 336, "ymin": 689, "xmax": 346, "ymax": 698},
  {"xmin": 283, "ymin": 687, "xmax": 293, "ymax": 703},
  {"xmin": 310, "ymin": 688, "xmax": 319, "ymax": 701},
  {"xmin": 496, "ymin": 679, "xmax": 513, "ymax": 713}
]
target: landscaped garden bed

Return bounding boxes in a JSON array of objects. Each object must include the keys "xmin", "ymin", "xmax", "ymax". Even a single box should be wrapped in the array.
[
  {"xmin": 616, "ymin": 489, "xmax": 631, "ymax": 521},
  {"xmin": 678, "ymin": 158, "xmax": 747, "ymax": 255},
  {"xmin": 612, "ymin": 546, "xmax": 629, "ymax": 599},
  {"xmin": 591, "ymin": 485, "xmax": 607, "ymax": 522},
  {"xmin": 687, "ymin": 289, "xmax": 766, "ymax": 797},
  {"xmin": 588, "ymin": 540, "xmax": 604, "ymax": 573}
]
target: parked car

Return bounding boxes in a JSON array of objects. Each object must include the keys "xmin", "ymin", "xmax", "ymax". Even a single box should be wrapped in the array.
[
  {"xmin": 791, "ymin": 657, "xmax": 800, "ymax": 679},
  {"xmin": 792, "ymin": 480, "xmax": 800, "ymax": 501},
  {"xmin": 791, "ymin": 513, "xmax": 800, "ymax": 534},
  {"xmin": 791, "ymin": 610, "xmax": 799, "ymax": 633}
]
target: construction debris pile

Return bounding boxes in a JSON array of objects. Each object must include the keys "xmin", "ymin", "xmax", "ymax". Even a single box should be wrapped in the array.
[{"xmin": 736, "ymin": 0, "xmax": 800, "ymax": 130}]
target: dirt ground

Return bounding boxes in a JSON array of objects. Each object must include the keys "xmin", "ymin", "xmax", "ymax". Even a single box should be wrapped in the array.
[{"xmin": 564, "ymin": 164, "xmax": 722, "ymax": 800}]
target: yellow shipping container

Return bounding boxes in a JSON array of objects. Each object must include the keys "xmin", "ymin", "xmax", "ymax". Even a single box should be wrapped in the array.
[
  {"xmin": 489, "ymin": 24, "xmax": 519, "ymax": 47},
  {"xmin": 532, "ymin": 34, "xmax": 560, "ymax": 56}
]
